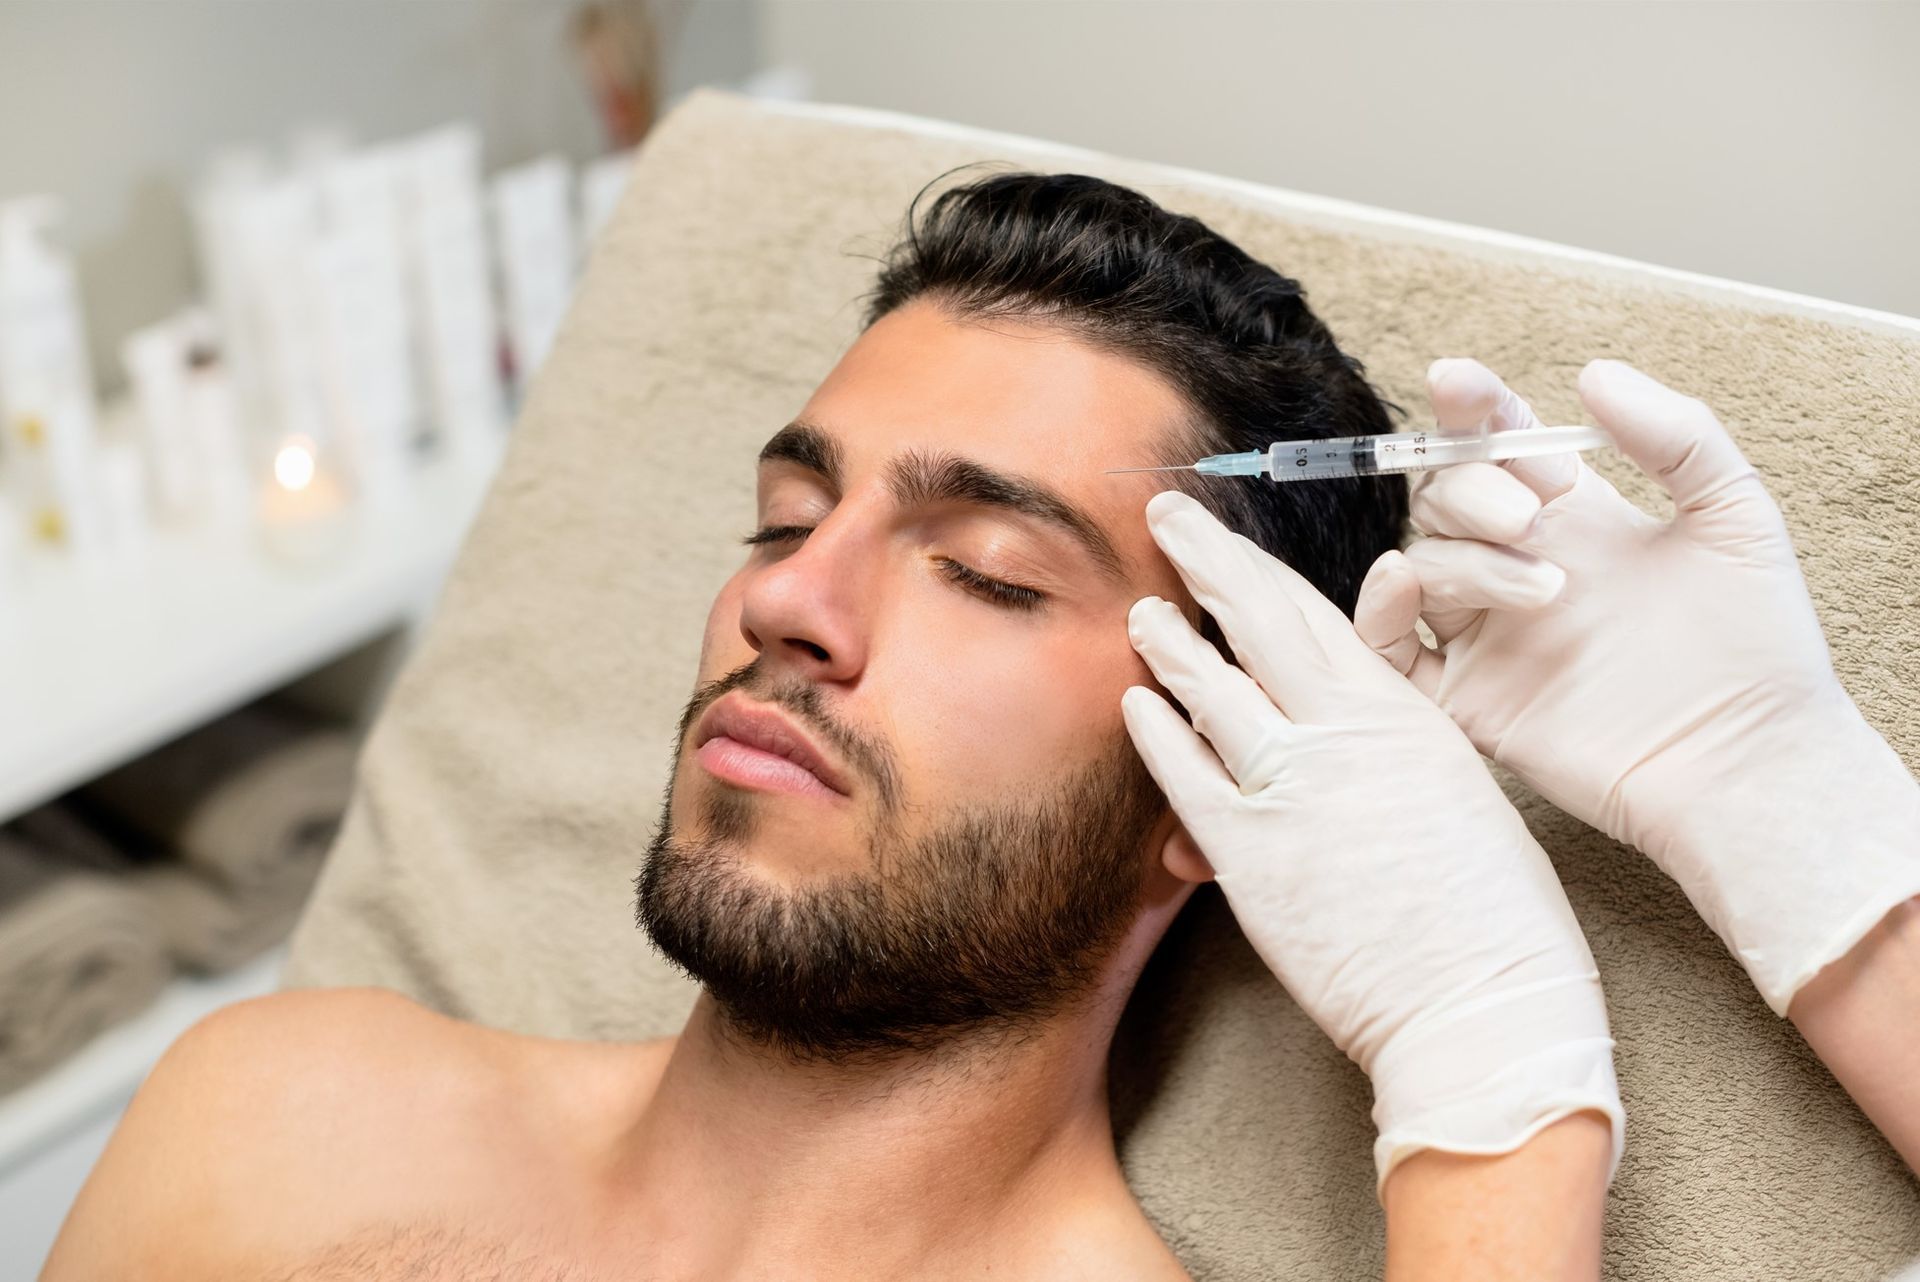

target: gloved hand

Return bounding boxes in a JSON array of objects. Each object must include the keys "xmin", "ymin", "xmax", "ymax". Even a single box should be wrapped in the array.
[
  {"xmin": 1122, "ymin": 489, "xmax": 1623, "ymax": 1194},
  {"xmin": 1355, "ymin": 358, "xmax": 1920, "ymax": 1015}
]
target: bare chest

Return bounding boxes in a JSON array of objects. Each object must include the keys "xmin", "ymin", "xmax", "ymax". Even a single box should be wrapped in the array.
[{"xmin": 260, "ymin": 1219, "xmax": 641, "ymax": 1282}]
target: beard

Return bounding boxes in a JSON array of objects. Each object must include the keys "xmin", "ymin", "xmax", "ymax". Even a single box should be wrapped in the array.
[{"xmin": 634, "ymin": 661, "xmax": 1167, "ymax": 1062}]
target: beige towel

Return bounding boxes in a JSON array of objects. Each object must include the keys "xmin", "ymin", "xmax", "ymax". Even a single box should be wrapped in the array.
[
  {"xmin": 0, "ymin": 705, "xmax": 354, "ymax": 1093},
  {"xmin": 283, "ymin": 92, "xmax": 1920, "ymax": 1278},
  {"xmin": 78, "ymin": 703, "xmax": 357, "ymax": 974},
  {"xmin": 80, "ymin": 702, "xmax": 355, "ymax": 894},
  {"xmin": 133, "ymin": 861, "xmax": 326, "ymax": 976},
  {"xmin": 0, "ymin": 821, "xmax": 171, "ymax": 1096}
]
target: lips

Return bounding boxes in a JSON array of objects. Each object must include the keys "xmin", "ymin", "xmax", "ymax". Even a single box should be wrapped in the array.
[{"xmin": 691, "ymin": 693, "xmax": 851, "ymax": 798}]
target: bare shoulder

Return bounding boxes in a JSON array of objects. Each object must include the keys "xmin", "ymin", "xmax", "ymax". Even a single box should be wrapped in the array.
[
  {"xmin": 167, "ymin": 984, "xmax": 467, "ymax": 1095},
  {"xmin": 40, "ymin": 986, "xmax": 497, "ymax": 1282},
  {"xmin": 125, "ymin": 984, "xmax": 487, "ymax": 1149},
  {"xmin": 1082, "ymin": 1220, "xmax": 1192, "ymax": 1282},
  {"xmin": 1021, "ymin": 1189, "xmax": 1192, "ymax": 1282}
]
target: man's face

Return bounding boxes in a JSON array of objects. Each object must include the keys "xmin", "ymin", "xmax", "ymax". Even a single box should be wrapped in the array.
[{"xmin": 637, "ymin": 299, "xmax": 1193, "ymax": 1058}]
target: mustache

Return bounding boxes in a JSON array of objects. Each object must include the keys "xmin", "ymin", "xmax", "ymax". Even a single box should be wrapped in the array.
[{"xmin": 677, "ymin": 659, "xmax": 903, "ymax": 812}]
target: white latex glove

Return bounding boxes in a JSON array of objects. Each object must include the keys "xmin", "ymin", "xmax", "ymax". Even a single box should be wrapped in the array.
[
  {"xmin": 1356, "ymin": 357, "xmax": 1920, "ymax": 1016},
  {"xmin": 1123, "ymin": 489, "xmax": 1624, "ymax": 1194}
]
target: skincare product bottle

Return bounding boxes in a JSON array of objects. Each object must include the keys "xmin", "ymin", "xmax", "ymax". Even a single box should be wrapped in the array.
[
  {"xmin": 191, "ymin": 149, "xmax": 273, "ymax": 440},
  {"xmin": 397, "ymin": 124, "xmax": 504, "ymax": 468},
  {"xmin": 121, "ymin": 319, "xmax": 202, "ymax": 522},
  {"xmin": 577, "ymin": 148, "xmax": 636, "ymax": 263},
  {"xmin": 312, "ymin": 146, "xmax": 420, "ymax": 511},
  {"xmin": 0, "ymin": 197, "xmax": 106, "ymax": 562},
  {"xmin": 489, "ymin": 156, "xmax": 576, "ymax": 400},
  {"xmin": 228, "ymin": 175, "xmax": 331, "ymax": 465},
  {"xmin": 91, "ymin": 402, "xmax": 151, "ymax": 560},
  {"xmin": 121, "ymin": 308, "xmax": 249, "ymax": 529}
]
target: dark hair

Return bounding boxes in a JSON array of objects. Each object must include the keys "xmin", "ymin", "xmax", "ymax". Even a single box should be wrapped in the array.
[{"xmin": 864, "ymin": 171, "xmax": 1407, "ymax": 616}]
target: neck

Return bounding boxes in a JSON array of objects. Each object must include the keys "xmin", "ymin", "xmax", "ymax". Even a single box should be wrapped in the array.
[
  {"xmin": 601, "ymin": 987, "xmax": 1128, "ymax": 1273},
  {"xmin": 589, "ymin": 863, "xmax": 1197, "ymax": 1277}
]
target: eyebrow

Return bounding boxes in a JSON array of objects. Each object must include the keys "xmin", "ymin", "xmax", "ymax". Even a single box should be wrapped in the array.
[
  {"xmin": 756, "ymin": 419, "xmax": 1126, "ymax": 582},
  {"xmin": 758, "ymin": 420, "xmax": 845, "ymax": 487}
]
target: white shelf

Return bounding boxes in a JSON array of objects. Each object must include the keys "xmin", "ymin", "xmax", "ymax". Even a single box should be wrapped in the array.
[
  {"xmin": 0, "ymin": 429, "xmax": 501, "ymax": 1194},
  {"xmin": 0, "ymin": 444, "xmax": 498, "ymax": 823},
  {"xmin": 0, "ymin": 943, "xmax": 287, "ymax": 1178}
]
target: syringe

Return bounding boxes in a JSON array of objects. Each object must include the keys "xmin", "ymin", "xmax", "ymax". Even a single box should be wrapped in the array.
[{"xmin": 1106, "ymin": 424, "xmax": 1612, "ymax": 483}]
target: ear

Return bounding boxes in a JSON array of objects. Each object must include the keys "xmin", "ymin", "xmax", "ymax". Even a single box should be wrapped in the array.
[{"xmin": 1157, "ymin": 815, "xmax": 1215, "ymax": 885}]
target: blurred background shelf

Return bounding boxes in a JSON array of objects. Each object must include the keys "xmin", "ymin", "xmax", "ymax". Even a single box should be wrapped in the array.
[
  {"xmin": 0, "ymin": 441, "xmax": 496, "ymax": 1276},
  {"xmin": 0, "ymin": 443, "xmax": 496, "ymax": 826}
]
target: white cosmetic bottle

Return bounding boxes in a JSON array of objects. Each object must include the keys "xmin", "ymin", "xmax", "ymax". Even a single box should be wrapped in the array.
[
  {"xmin": 397, "ymin": 125, "xmax": 504, "ymax": 470},
  {"xmin": 0, "ymin": 197, "xmax": 106, "ymax": 565},
  {"xmin": 489, "ymin": 156, "xmax": 576, "ymax": 401}
]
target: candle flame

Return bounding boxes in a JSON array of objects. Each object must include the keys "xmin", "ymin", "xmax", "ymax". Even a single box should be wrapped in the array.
[{"xmin": 274, "ymin": 437, "xmax": 317, "ymax": 492}]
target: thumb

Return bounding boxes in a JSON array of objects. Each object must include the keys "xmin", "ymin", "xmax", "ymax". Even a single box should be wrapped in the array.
[
  {"xmin": 1577, "ymin": 359, "xmax": 1767, "ymax": 522},
  {"xmin": 1353, "ymin": 551, "xmax": 1443, "ymax": 699}
]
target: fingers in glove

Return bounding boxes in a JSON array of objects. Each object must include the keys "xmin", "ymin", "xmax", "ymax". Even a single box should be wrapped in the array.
[
  {"xmin": 1128, "ymin": 595, "xmax": 1294, "ymax": 792},
  {"xmin": 1428, "ymin": 357, "xmax": 1581, "ymax": 501},
  {"xmin": 1121, "ymin": 685, "xmax": 1237, "ymax": 816},
  {"xmin": 1577, "ymin": 358, "xmax": 1776, "ymax": 530},
  {"xmin": 1353, "ymin": 552, "xmax": 1445, "ymax": 699},
  {"xmin": 1400, "ymin": 537, "xmax": 1567, "ymax": 617},
  {"xmin": 1143, "ymin": 489, "xmax": 1374, "ymax": 722},
  {"xmin": 1409, "ymin": 462, "xmax": 1543, "ymax": 544}
]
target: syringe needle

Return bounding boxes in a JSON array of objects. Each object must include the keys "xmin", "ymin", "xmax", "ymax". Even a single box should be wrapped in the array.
[{"xmin": 1103, "ymin": 465, "xmax": 1195, "ymax": 474}]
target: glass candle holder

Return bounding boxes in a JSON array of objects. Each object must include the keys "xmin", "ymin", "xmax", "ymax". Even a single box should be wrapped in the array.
[{"xmin": 256, "ymin": 432, "xmax": 353, "ymax": 565}]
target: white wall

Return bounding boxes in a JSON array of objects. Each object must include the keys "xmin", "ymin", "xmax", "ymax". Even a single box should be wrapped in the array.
[
  {"xmin": 763, "ymin": 0, "xmax": 1920, "ymax": 319},
  {"xmin": 0, "ymin": 0, "xmax": 760, "ymax": 395}
]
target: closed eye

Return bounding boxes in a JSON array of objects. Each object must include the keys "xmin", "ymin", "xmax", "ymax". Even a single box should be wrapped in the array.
[
  {"xmin": 933, "ymin": 558, "xmax": 1045, "ymax": 612},
  {"xmin": 741, "ymin": 524, "xmax": 814, "ymax": 546},
  {"xmin": 740, "ymin": 525, "xmax": 1048, "ymax": 613}
]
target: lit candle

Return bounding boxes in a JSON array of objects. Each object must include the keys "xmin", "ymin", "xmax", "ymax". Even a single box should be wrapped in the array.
[{"xmin": 256, "ymin": 433, "xmax": 352, "ymax": 564}]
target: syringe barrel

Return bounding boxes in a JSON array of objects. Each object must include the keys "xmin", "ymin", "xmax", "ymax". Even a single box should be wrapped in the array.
[{"xmin": 1263, "ymin": 430, "xmax": 1493, "ymax": 481}]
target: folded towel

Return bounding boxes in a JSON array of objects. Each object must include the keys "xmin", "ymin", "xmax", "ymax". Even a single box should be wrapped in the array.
[
  {"xmin": 78, "ymin": 701, "xmax": 357, "ymax": 896},
  {"xmin": 71, "ymin": 702, "xmax": 357, "ymax": 973},
  {"xmin": 0, "ymin": 703, "xmax": 356, "ymax": 1094},
  {"xmin": 6, "ymin": 800, "xmax": 156, "ymax": 876},
  {"xmin": 132, "ymin": 862, "xmax": 322, "ymax": 975},
  {"xmin": 0, "ymin": 827, "xmax": 172, "ymax": 1096}
]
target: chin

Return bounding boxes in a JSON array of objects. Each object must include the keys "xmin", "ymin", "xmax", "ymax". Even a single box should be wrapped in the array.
[{"xmin": 673, "ymin": 774, "xmax": 871, "ymax": 883}]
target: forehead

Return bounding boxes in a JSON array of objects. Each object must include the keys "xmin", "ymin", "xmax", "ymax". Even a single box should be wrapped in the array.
[{"xmin": 792, "ymin": 300, "xmax": 1186, "ymax": 548}]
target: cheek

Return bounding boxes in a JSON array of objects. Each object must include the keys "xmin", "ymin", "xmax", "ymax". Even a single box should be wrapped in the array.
[{"xmin": 883, "ymin": 606, "xmax": 1145, "ymax": 805}]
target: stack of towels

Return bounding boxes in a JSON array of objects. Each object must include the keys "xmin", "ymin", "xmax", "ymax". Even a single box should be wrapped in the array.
[{"xmin": 0, "ymin": 701, "xmax": 356, "ymax": 1096}]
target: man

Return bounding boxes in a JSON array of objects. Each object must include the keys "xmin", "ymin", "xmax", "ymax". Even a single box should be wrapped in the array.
[{"xmin": 43, "ymin": 174, "xmax": 1414, "ymax": 1279}]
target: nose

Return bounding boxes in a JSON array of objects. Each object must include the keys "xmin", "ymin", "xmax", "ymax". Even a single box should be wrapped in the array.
[{"xmin": 737, "ymin": 515, "xmax": 871, "ymax": 684}]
